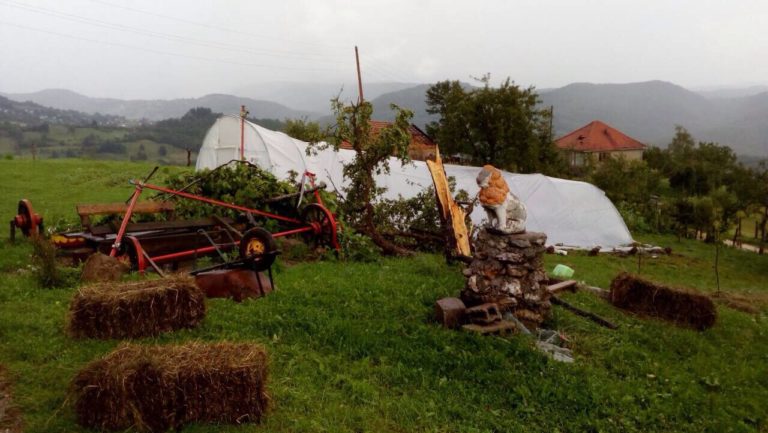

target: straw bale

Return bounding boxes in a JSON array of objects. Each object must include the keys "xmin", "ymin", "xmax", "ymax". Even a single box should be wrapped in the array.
[
  {"xmin": 609, "ymin": 273, "xmax": 716, "ymax": 330},
  {"xmin": 81, "ymin": 253, "xmax": 129, "ymax": 283},
  {"xmin": 68, "ymin": 276, "xmax": 206, "ymax": 339},
  {"xmin": 72, "ymin": 341, "xmax": 269, "ymax": 432}
]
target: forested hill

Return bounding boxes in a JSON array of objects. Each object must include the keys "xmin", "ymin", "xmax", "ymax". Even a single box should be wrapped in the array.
[
  {"xmin": 1, "ymin": 89, "xmax": 320, "ymax": 122},
  {"xmin": 0, "ymin": 95, "xmax": 125, "ymax": 126}
]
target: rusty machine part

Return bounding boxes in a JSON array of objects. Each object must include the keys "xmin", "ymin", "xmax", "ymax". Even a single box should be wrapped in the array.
[
  {"xmin": 300, "ymin": 203, "xmax": 338, "ymax": 249},
  {"xmin": 239, "ymin": 227, "xmax": 278, "ymax": 272},
  {"xmin": 10, "ymin": 199, "xmax": 44, "ymax": 241}
]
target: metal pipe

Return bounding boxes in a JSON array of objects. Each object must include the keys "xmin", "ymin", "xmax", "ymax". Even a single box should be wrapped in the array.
[
  {"xmin": 137, "ymin": 182, "xmax": 304, "ymax": 225},
  {"xmin": 151, "ymin": 243, "xmax": 237, "ymax": 263},
  {"xmin": 110, "ymin": 184, "xmax": 143, "ymax": 257},
  {"xmin": 272, "ymin": 226, "xmax": 314, "ymax": 237}
]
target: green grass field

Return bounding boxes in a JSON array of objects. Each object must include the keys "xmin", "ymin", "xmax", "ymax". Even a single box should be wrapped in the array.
[
  {"xmin": 3, "ymin": 125, "xmax": 195, "ymax": 165},
  {"xmin": 1, "ymin": 160, "xmax": 767, "ymax": 433}
]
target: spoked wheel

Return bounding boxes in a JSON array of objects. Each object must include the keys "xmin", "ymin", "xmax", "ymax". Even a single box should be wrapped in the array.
[
  {"xmin": 300, "ymin": 203, "xmax": 339, "ymax": 251},
  {"xmin": 13, "ymin": 199, "xmax": 44, "ymax": 237},
  {"xmin": 239, "ymin": 227, "xmax": 278, "ymax": 271}
]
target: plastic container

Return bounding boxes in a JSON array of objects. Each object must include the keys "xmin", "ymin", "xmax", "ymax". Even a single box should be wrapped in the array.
[{"xmin": 552, "ymin": 264, "xmax": 575, "ymax": 279}]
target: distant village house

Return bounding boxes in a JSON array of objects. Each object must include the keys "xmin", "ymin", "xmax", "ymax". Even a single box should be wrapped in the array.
[
  {"xmin": 341, "ymin": 120, "xmax": 437, "ymax": 161},
  {"xmin": 554, "ymin": 120, "xmax": 646, "ymax": 166}
]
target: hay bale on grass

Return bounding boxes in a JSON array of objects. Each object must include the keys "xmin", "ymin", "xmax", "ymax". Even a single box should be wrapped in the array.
[
  {"xmin": 609, "ymin": 273, "xmax": 716, "ymax": 330},
  {"xmin": 68, "ymin": 276, "xmax": 206, "ymax": 339},
  {"xmin": 72, "ymin": 342, "xmax": 269, "ymax": 432},
  {"xmin": 81, "ymin": 253, "xmax": 129, "ymax": 283}
]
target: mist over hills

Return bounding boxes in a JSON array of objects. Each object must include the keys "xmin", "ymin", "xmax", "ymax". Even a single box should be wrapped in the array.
[
  {"xmin": 0, "ymin": 89, "xmax": 318, "ymax": 122},
  {"xmin": 3, "ymin": 80, "xmax": 768, "ymax": 157},
  {"xmin": 232, "ymin": 81, "xmax": 421, "ymax": 113}
]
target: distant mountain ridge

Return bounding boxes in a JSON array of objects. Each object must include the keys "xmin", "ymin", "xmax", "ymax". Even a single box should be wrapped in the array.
[
  {"xmin": 538, "ymin": 80, "xmax": 768, "ymax": 155},
  {"xmin": 1, "ymin": 89, "xmax": 320, "ymax": 122},
  {"xmin": 367, "ymin": 80, "xmax": 768, "ymax": 157},
  {"xmin": 0, "ymin": 94, "xmax": 125, "ymax": 126},
  {"xmin": 4, "ymin": 80, "xmax": 768, "ymax": 157},
  {"xmin": 232, "ymin": 81, "xmax": 422, "ymax": 113}
]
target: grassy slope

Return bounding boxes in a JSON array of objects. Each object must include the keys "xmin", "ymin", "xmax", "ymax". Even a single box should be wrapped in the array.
[{"xmin": 0, "ymin": 160, "xmax": 767, "ymax": 433}]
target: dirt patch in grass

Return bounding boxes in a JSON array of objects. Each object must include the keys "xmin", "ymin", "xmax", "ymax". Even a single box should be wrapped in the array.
[{"xmin": 0, "ymin": 365, "xmax": 23, "ymax": 433}]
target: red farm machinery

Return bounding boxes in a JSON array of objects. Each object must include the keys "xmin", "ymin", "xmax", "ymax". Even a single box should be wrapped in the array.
[{"xmin": 10, "ymin": 164, "xmax": 340, "ymax": 277}]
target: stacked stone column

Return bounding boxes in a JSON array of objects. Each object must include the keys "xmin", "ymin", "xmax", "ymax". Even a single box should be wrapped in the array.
[{"xmin": 462, "ymin": 229, "xmax": 551, "ymax": 328}]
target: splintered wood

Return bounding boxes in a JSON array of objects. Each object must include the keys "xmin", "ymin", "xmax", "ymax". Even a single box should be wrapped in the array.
[{"xmin": 426, "ymin": 148, "xmax": 471, "ymax": 258}]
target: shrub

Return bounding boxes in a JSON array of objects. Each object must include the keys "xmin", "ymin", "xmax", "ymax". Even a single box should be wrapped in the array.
[
  {"xmin": 31, "ymin": 237, "xmax": 77, "ymax": 288},
  {"xmin": 163, "ymin": 162, "xmax": 299, "ymax": 221}
]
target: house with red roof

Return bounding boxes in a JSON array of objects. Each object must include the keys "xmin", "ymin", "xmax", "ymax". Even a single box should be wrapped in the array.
[
  {"xmin": 340, "ymin": 120, "xmax": 437, "ymax": 161},
  {"xmin": 554, "ymin": 120, "xmax": 646, "ymax": 166}
]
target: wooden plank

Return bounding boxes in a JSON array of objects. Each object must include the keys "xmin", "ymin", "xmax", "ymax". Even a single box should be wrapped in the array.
[
  {"xmin": 551, "ymin": 296, "xmax": 618, "ymax": 329},
  {"xmin": 89, "ymin": 217, "xmax": 233, "ymax": 236},
  {"xmin": 546, "ymin": 279, "xmax": 578, "ymax": 294},
  {"xmin": 426, "ymin": 148, "xmax": 471, "ymax": 257},
  {"xmin": 462, "ymin": 320, "xmax": 517, "ymax": 335},
  {"xmin": 76, "ymin": 201, "xmax": 175, "ymax": 217}
]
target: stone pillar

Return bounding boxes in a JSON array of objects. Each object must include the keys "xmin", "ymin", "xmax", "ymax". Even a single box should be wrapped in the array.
[{"xmin": 462, "ymin": 229, "xmax": 551, "ymax": 329}]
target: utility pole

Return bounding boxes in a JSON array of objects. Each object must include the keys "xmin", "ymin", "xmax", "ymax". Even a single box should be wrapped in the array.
[
  {"xmin": 355, "ymin": 46, "xmax": 364, "ymax": 103},
  {"xmin": 548, "ymin": 105, "xmax": 554, "ymax": 143},
  {"xmin": 239, "ymin": 105, "xmax": 248, "ymax": 160}
]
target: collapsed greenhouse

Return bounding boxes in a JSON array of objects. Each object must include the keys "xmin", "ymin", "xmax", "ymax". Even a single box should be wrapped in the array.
[{"xmin": 196, "ymin": 115, "xmax": 634, "ymax": 249}]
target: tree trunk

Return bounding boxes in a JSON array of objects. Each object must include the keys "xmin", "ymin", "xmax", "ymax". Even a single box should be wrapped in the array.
[
  {"xmin": 755, "ymin": 220, "xmax": 759, "ymax": 239},
  {"xmin": 360, "ymin": 203, "xmax": 412, "ymax": 256},
  {"xmin": 714, "ymin": 239, "xmax": 721, "ymax": 294},
  {"xmin": 357, "ymin": 173, "xmax": 412, "ymax": 257},
  {"xmin": 760, "ymin": 206, "xmax": 767, "ymax": 255}
]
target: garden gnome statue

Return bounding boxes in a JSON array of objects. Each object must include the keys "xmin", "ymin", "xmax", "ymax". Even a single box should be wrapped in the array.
[{"xmin": 476, "ymin": 165, "xmax": 527, "ymax": 234}]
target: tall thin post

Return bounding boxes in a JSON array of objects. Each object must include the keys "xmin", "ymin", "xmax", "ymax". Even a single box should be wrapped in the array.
[
  {"xmin": 239, "ymin": 105, "xmax": 247, "ymax": 160},
  {"xmin": 548, "ymin": 105, "xmax": 554, "ymax": 142},
  {"xmin": 355, "ymin": 46, "xmax": 364, "ymax": 103}
]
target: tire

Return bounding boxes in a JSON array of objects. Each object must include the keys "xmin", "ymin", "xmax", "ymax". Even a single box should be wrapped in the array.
[{"xmin": 239, "ymin": 227, "xmax": 277, "ymax": 271}]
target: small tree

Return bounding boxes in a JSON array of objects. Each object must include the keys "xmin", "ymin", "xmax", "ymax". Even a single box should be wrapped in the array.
[
  {"xmin": 312, "ymin": 99, "xmax": 413, "ymax": 255},
  {"xmin": 426, "ymin": 75, "xmax": 560, "ymax": 173},
  {"xmin": 284, "ymin": 118, "xmax": 325, "ymax": 143}
]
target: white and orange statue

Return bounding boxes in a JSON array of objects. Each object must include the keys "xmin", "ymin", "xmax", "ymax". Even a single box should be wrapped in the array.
[{"xmin": 476, "ymin": 165, "xmax": 527, "ymax": 234}]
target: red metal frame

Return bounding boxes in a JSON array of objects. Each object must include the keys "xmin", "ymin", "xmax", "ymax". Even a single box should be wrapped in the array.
[
  {"xmin": 125, "ymin": 236, "xmax": 146, "ymax": 275},
  {"xmin": 109, "ymin": 171, "xmax": 340, "ymax": 270}
]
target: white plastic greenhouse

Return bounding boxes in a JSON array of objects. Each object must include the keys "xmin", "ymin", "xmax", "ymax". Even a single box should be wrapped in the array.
[{"xmin": 196, "ymin": 115, "xmax": 634, "ymax": 249}]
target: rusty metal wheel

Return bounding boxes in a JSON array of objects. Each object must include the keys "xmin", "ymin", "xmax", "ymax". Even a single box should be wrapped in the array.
[
  {"xmin": 239, "ymin": 227, "xmax": 277, "ymax": 271},
  {"xmin": 13, "ymin": 199, "xmax": 43, "ymax": 237},
  {"xmin": 300, "ymin": 203, "xmax": 339, "ymax": 250}
]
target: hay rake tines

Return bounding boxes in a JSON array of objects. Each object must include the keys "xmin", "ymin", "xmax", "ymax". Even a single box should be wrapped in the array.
[{"xmin": 109, "ymin": 169, "xmax": 339, "ymax": 274}]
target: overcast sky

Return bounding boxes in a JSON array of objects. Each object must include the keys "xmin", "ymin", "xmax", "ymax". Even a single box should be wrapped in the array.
[{"xmin": 1, "ymin": 0, "xmax": 767, "ymax": 99}]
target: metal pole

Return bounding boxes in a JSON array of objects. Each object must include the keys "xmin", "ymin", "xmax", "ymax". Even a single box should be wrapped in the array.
[
  {"xmin": 355, "ymin": 46, "xmax": 364, "ymax": 103},
  {"xmin": 110, "ymin": 184, "xmax": 143, "ymax": 257},
  {"xmin": 240, "ymin": 105, "xmax": 247, "ymax": 160},
  {"xmin": 549, "ymin": 105, "xmax": 554, "ymax": 142}
]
